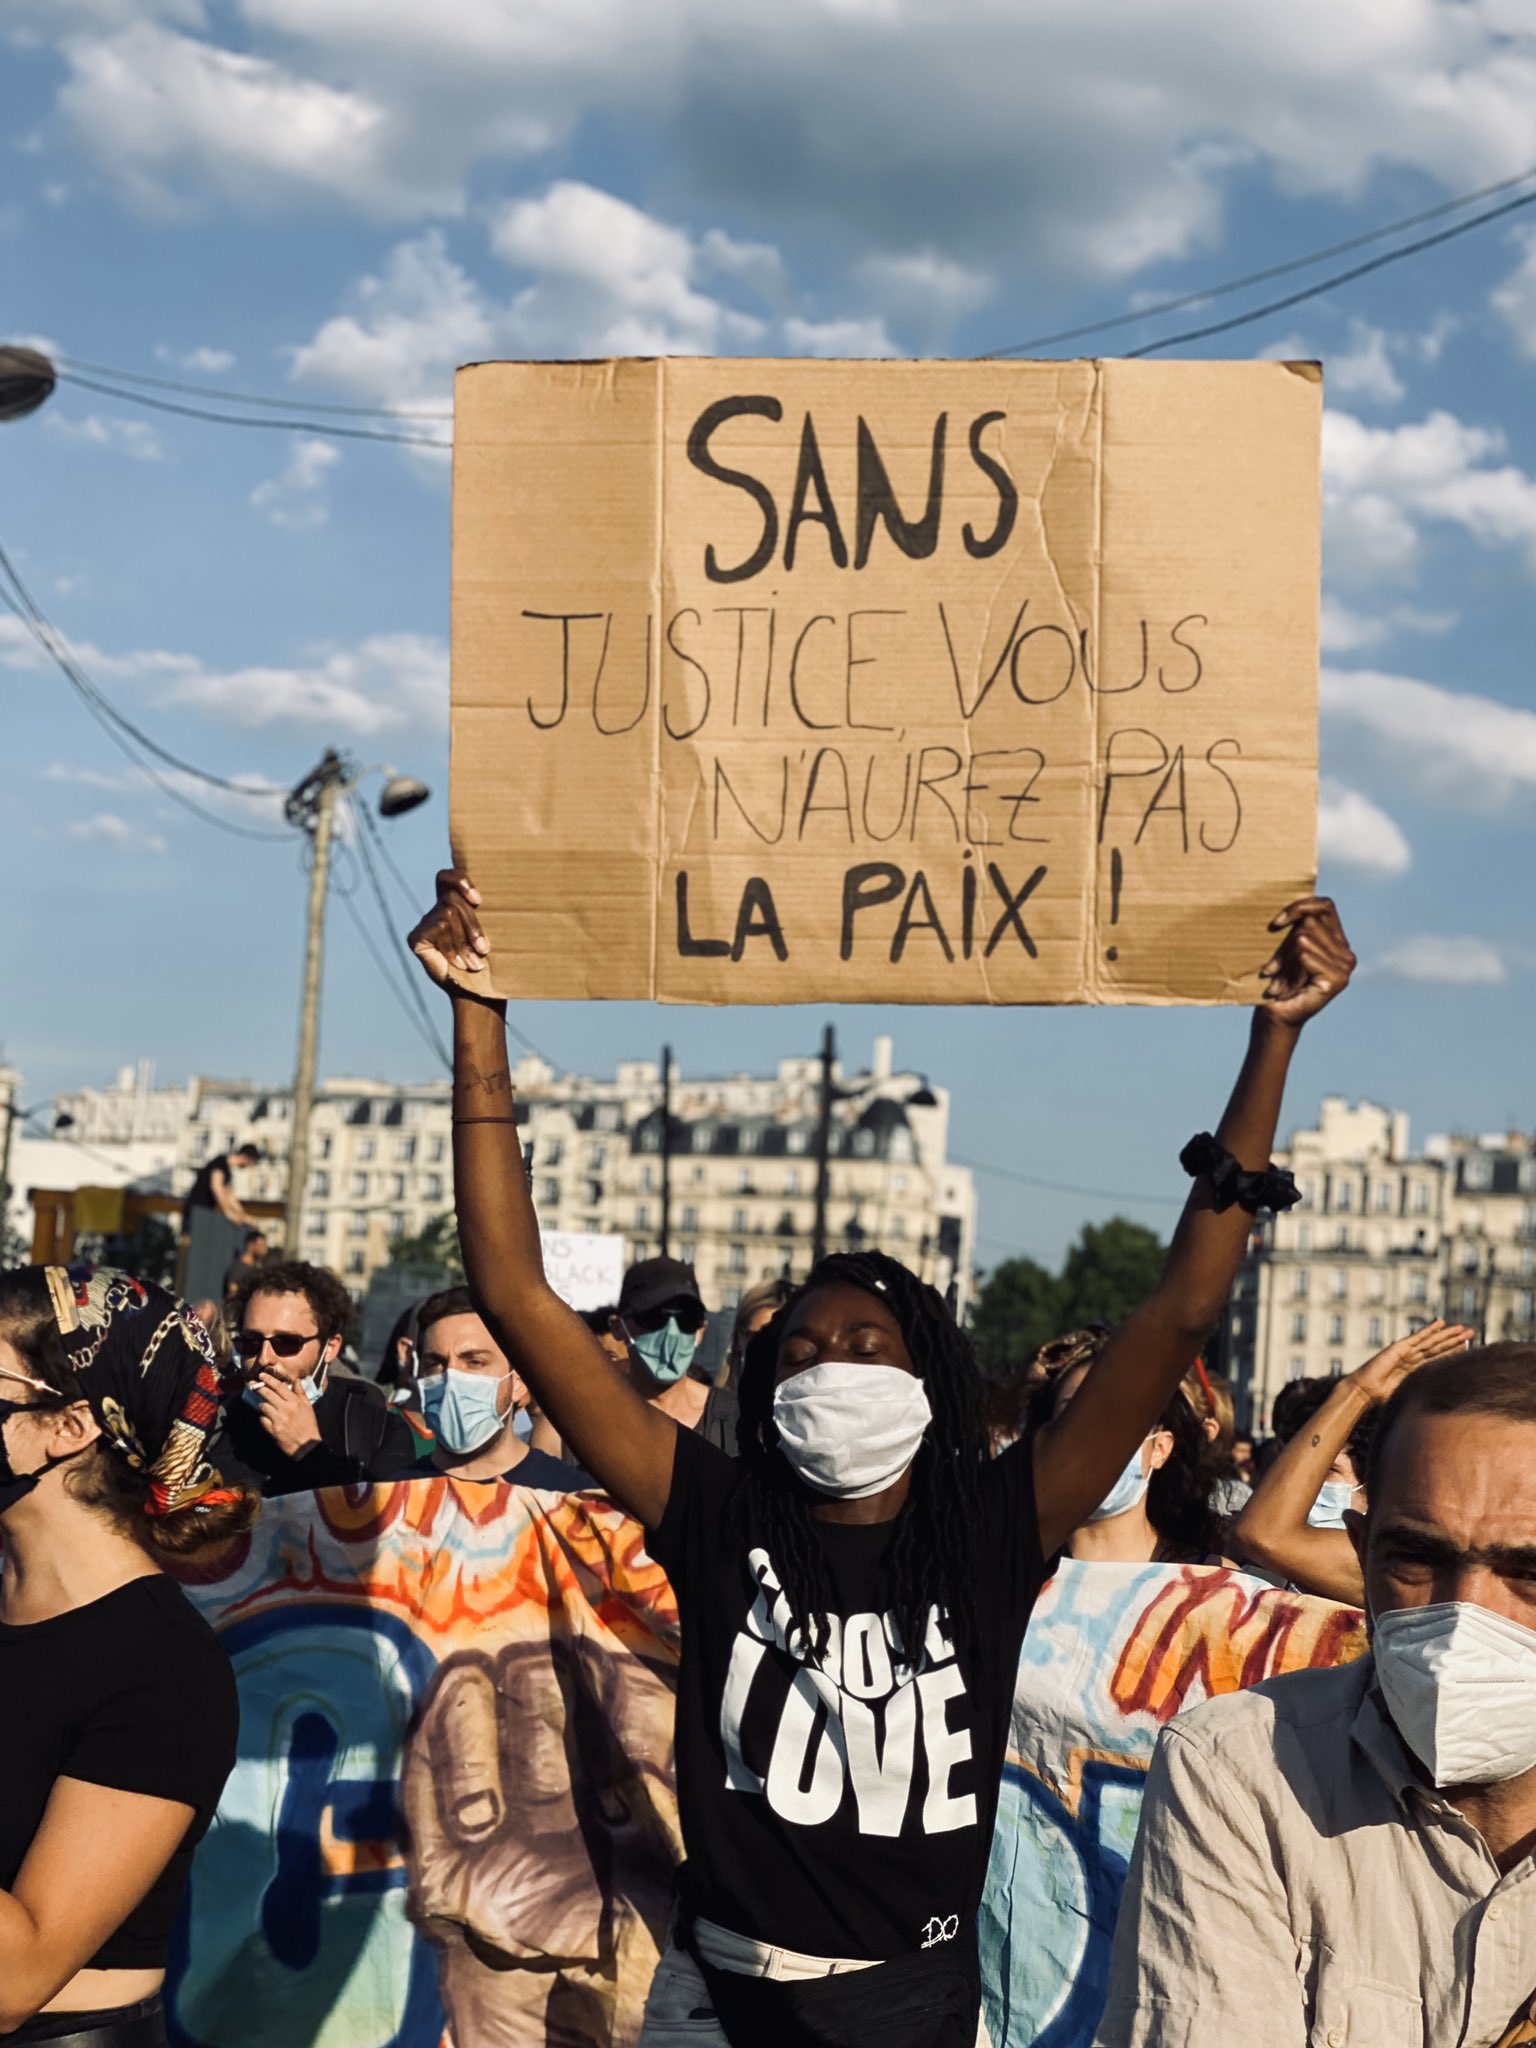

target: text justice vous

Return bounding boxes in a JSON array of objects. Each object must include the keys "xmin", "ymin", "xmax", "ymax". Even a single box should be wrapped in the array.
[{"xmin": 516, "ymin": 603, "xmax": 1210, "ymax": 737}]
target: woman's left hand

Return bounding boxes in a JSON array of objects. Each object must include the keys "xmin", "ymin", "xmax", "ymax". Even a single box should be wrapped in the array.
[{"xmin": 1259, "ymin": 897, "xmax": 1356, "ymax": 1027}]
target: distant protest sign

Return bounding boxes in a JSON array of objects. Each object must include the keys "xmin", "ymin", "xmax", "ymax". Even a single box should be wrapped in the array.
[{"xmin": 451, "ymin": 358, "xmax": 1320, "ymax": 1005}]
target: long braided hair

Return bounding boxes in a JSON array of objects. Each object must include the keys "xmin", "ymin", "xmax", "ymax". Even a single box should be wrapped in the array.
[{"xmin": 736, "ymin": 1250, "xmax": 989, "ymax": 1672}]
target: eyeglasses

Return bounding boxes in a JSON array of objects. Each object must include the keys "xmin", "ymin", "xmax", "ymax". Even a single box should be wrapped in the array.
[
  {"xmin": 234, "ymin": 1329, "xmax": 319, "ymax": 1362},
  {"xmin": 628, "ymin": 1302, "xmax": 706, "ymax": 1336},
  {"xmin": 0, "ymin": 1362, "xmax": 53, "ymax": 1397}
]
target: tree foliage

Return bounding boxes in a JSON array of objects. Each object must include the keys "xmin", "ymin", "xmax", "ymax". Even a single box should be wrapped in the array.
[
  {"xmin": 971, "ymin": 1217, "xmax": 1166, "ymax": 1382},
  {"xmin": 386, "ymin": 1210, "xmax": 463, "ymax": 1280}
]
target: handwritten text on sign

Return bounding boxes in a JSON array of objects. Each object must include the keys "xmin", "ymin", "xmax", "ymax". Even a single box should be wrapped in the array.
[{"xmin": 451, "ymin": 358, "xmax": 1319, "ymax": 1005}]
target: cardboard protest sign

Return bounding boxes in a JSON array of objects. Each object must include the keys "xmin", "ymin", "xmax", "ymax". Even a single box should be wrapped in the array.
[
  {"xmin": 452, "ymin": 358, "xmax": 1319, "ymax": 1005},
  {"xmin": 541, "ymin": 1229, "xmax": 626, "ymax": 1311}
]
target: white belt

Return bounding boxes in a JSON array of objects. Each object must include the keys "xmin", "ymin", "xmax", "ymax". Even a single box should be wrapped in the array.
[{"xmin": 692, "ymin": 1916, "xmax": 881, "ymax": 1983}]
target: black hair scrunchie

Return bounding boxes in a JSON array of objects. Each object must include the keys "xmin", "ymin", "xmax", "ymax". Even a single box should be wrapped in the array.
[{"xmin": 1179, "ymin": 1132, "xmax": 1302, "ymax": 1215}]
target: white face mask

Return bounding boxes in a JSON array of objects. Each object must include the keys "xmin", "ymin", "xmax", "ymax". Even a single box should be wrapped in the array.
[
  {"xmin": 1373, "ymin": 1600, "xmax": 1536, "ymax": 1786},
  {"xmin": 1307, "ymin": 1479, "xmax": 1359, "ymax": 1530},
  {"xmin": 1087, "ymin": 1440, "xmax": 1152, "ymax": 1523},
  {"xmin": 772, "ymin": 1361, "xmax": 933, "ymax": 1500}
]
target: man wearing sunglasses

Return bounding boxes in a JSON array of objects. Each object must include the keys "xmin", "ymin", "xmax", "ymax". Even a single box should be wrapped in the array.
[
  {"xmin": 220, "ymin": 1260, "xmax": 417, "ymax": 1496},
  {"xmin": 609, "ymin": 1257, "xmax": 717, "ymax": 1437}
]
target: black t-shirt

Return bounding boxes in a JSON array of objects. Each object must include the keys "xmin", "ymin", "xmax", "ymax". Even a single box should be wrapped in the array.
[
  {"xmin": 182, "ymin": 1154, "xmax": 230, "ymax": 1229},
  {"xmin": 216, "ymin": 1377, "xmax": 420, "ymax": 1497},
  {"xmin": 0, "ymin": 1575, "xmax": 238, "ymax": 1970},
  {"xmin": 404, "ymin": 1446, "xmax": 595, "ymax": 1489},
  {"xmin": 648, "ymin": 1426, "xmax": 1046, "ymax": 1963}
]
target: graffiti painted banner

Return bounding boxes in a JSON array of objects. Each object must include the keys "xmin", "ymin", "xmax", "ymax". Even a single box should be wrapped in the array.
[
  {"xmin": 166, "ymin": 1479, "xmax": 681, "ymax": 2048},
  {"xmin": 979, "ymin": 1561, "xmax": 1367, "ymax": 2048}
]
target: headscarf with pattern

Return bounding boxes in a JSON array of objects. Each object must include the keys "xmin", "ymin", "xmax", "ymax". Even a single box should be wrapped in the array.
[{"xmin": 43, "ymin": 1265, "xmax": 237, "ymax": 1517}]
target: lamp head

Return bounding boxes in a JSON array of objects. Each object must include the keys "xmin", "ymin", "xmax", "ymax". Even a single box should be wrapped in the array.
[{"xmin": 378, "ymin": 774, "xmax": 430, "ymax": 819}]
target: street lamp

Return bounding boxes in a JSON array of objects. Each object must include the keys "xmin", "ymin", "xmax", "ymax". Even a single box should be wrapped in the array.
[
  {"xmin": 282, "ymin": 752, "xmax": 430, "ymax": 1253},
  {"xmin": 0, "ymin": 345, "xmax": 55, "ymax": 422}
]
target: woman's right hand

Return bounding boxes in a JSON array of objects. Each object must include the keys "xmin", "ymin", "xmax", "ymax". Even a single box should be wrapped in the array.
[
  {"xmin": 408, "ymin": 868, "xmax": 491, "ymax": 988},
  {"xmin": 1348, "ymin": 1318, "xmax": 1474, "ymax": 1407}
]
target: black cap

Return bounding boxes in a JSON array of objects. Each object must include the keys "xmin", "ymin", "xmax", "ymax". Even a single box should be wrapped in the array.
[{"xmin": 618, "ymin": 1255, "xmax": 706, "ymax": 1320}]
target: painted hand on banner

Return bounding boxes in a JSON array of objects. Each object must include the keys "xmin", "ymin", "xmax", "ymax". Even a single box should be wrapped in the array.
[
  {"xmin": 1258, "ymin": 896, "xmax": 1356, "ymax": 1027},
  {"xmin": 409, "ymin": 869, "xmax": 490, "ymax": 989}
]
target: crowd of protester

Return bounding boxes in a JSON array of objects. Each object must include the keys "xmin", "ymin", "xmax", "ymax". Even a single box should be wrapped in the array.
[{"xmin": 3, "ymin": 871, "xmax": 1534, "ymax": 2047}]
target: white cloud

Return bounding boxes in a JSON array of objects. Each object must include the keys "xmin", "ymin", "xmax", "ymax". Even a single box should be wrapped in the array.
[
  {"xmin": 55, "ymin": 23, "xmax": 416, "ymax": 216},
  {"xmin": 39, "ymin": 3, "xmax": 1536, "ymax": 279},
  {"xmin": 287, "ymin": 229, "xmax": 488, "ymax": 410},
  {"xmin": 1, "ymin": 614, "xmax": 446, "ymax": 739},
  {"xmin": 1321, "ymin": 665, "xmax": 1536, "ymax": 797},
  {"xmin": 46, "ymin": 411, "xmax": 165, "ymax": 460},
  {"xmin": 65, "ymin": 812, "xmax": 167, "ymax": 854},
  {"xmin": 861, "ymin": 250, "xmax": 992, "ymax": 317},
  {"xmin": 1492, "ymin": 226, "xmax": 1536, "ymax": 358},
  {"xmin": 491, "ymin": 181, "xmax": 761, "ymax": 355},
  {"xmin": 1323, "ymin": 406, "xmax": 1536, "ymax": 582},
  {"xmin": 249, "ymin": 436, "xmax": 340, "ymax": 529},
  {"xmin": 1319, "ymin": 597, "xmax": 1457, "ymax": 652},
  {"xmin": 43, "ymin": 759, "xmax": 290, "ymax": 828},
  {"xmin": 157, "ymin": 343, "xmax": 236, "ymax": 373},
  {"xmin": 1327, "ymin": 322, "xmax": 1405, "ymax": 405},
  {"xmin": 1316, "ymin": 779, "xmax": 1411, "ymax": 876},
  {"xmin": 1374, "ymin": 935, "xmax": 1507, "ymax": 985},
  {"xmin": 782, "ymin": 314, "xmax": 899, "ymax": 357}
]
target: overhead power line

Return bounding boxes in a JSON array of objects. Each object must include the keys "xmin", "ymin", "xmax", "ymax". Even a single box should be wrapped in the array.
[
  {"xmin": 52, "ymin": 353, "xmax": 451, "ymax": 422},
  {"xmin": 1126, "ymin": 182, "xmax": 1536, "ymax": 357},
  {"xmin": 346, "ymin": 797, "xmax": 453, "ymax": 1069},
  {"xmin": 982, "ymin": 160, "xmax": 1536, "ymax": 359},
  {"xmin": 955, "ymin": 1152, "xmax": 1185, "ymax": 1208},
  {"xmin": 53, "ymin": 369, "xmax": 451, "ymax": 450}
]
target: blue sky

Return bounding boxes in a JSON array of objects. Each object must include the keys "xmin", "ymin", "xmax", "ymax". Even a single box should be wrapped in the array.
[{"xmin": 4, "ymin": 1, "xmax": 1536, "ymax": 1269}]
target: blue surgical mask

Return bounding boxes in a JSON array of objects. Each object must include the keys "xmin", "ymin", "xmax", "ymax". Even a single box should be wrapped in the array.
[
  {"xmin": 420, "ymin": 1368, "xmax": 509, "ymax": 1456},
  {"xmin": 628, "ymin": 1316, "xmax": 697, "ymax": 1387},
  {"xmin": 1087, "ymin": 1440, "xmax": 1152, "ymax": 1523},
  {"xmin": 1307, "ymin": 1479, "xmax": 1358, "ymax": 1530}
]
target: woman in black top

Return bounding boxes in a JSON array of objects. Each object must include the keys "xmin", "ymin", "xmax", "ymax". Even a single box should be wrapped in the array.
[
  {"xmin": 0, "ymin": 1265, "xmax": 254, "ymax": 2047},
  {"xmin": 408, "ymin": 869, "xmax": 1355, "ymax": 2048}
]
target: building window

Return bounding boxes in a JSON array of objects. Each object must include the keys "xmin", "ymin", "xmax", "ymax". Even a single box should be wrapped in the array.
[
  {"xmin": 428, "ymin": 1136, "xmax": 446, "ymax": 1164},
  {"xmin": 312, "ymin": 1170, "xmax": 330, "ymax": 1198},
  {"xmin": 1414, "ymin": 1182, "xmax": 1431, "ymax": 1214},
  {"xmin": 357, "ymin": 1137, "xmax": 375, "ymax": 1162},
  {"xmin": 739, "ymin": 1128, "xmax": 760, "ymax": 1152},
  {"xmin": 891, "ymin": 1214, "xmax": 907, "ymax": 1238},
  {"xmin": 785, "ymin": 1168, "xmax": 801, "ymax": 1196},
  {"xmin": 350, "ymin": 1172, "xmax": 368, "ymax": 1199},
  {"xmin": 1329, "ymin": 1358, "xmax": 1343, "ymax": 1377},
  {"xmin": 1373, "ymin": 1181, "xmax": 1394, "ymax": 1213},
  {"xmin": 641, "ymin": 1164, "xmax": 656, "ymax": 1193},
  {"xmin": 1289, "ymin": 1356, "xmax": 1305, "ymax": 1380},
  {"xmin": 347, "ymin": 1250, "xmax": 366, "ymax": 1275},
  {"xmin": 542, "ymin": 1179, "xmax": 561, "ymax": 1207},
  {"xmin": 680, "ymin": 1240, "xmax": 697, "ymax": 1262},
  {"xmin": 305, "ymin": 1211, "xmax": 326, "ymax": 1237},
  {"xmin": 349, "ymin": 1210, "xmax": 368, "ymax": 1237},
  {"xmin": 1408, "ymin": 1271, "xmax": 1428, "ymax": 1304},
  {"xmin": 1332, "ymin": 1179, "xmax": 1353, "ymax": 1211},
  {"xmin": 1331, "ymin": 1269, "xmax": 1348, "ymax": 1299},
  {"xmin": 1292, "ymin": 1269, "xmax": 1310, "ymax": 1299},
  {"xmin": 1329, "ymin": 1314, "xmax": 1345, "ymax": 1344},
  {"xmin": 316, "ymin": 1134, "xmax": 333, "ymax": 1161},
  {"xmin": 787, "ymin": 1129, "xmax": 809, "ymax": 1154},
  {"xmin": 1230, "ymin": 1312, "xmax": 1243, "ymax": 1339},
  {"xmin": 1296, "ymin": 1223, "xmax": 1311, "ymax": 1253},
  {"xmin": 737, "ymin": 1167, "xmax": 755, "ymax": 1193},
  {"xmin": 732, "ymin": 1207, "xmax": 748, "ymax": 1233},
  {"xmin": 728, "ymin": 1242, "xmax": 747, "ymax": 1274},
  {"xmin": 635, "ymin": 1204, "xmax": 650, "ymax": 1229},
  {"xmin": 1291, "ymin": 1312, "xmax": 1307, "ymax": 1342},
  {"xmin": 395, "ymin": 1137, "xmax": 417, "ymax": 1164},
  {"xmin": 589, "ymin": 1144, "xmax": 607, "ymax": 1171},
  {"xmin": 1517, "ymin": 1290, "xmax": 1535, "ymax": 1324},
  {"xmin": 390, "ymin": 1174, "xmax": 406, "ymax": 1200},
  {"xmin": 388, "ymin": 1210, "xmax": 406, "ymax": 1238},
  {"xmin": 682, "ymin": 1206, "xmax": 699, "ymax": 1232},
  {"xmin": 424, "ymin": 1174, "xmax": 443, "ymax": 1201},
  {"xmin": 1460, "ymin": 1284, "xmax": 1478, "ymax": 1315},
  {"xmin": 585, "ymin": 1179, "xmax": 602, "ymax": 1206},
  {"xmin": 544, "ymin": 1139, "xmax": 564, "ymax": 1166},
  {"xmin": 1368, "ymin": 1315, "xmax": 1384, "ymax": 1347},
  {"xmin": 892, "ymin": 1172, "xmax": 908, "ymax": 1195},
  {"xmin": 1463, "ymin": 1154, "xmax": 1493, "ymax": 1191}
]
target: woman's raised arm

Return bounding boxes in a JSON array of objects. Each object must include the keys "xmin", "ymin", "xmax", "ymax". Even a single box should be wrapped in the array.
[
  {"xmin": 410, "ymin": 870, "xmax": 678, "ymax": 1525},
  {"xmin": 1033, "ymin": 897, "xmax": 1356, "ymax": 1557}
]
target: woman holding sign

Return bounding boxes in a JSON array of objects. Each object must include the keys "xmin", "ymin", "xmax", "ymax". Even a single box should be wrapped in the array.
[{"xmin": 409, "ymin": 868, "xmax": 1354, "ymax": 2048}]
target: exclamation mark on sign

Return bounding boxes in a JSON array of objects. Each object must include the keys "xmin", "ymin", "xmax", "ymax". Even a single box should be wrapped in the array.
[{"xmin": 1106, "ymin": 847, "xmax": 1123, "ymax": 963}]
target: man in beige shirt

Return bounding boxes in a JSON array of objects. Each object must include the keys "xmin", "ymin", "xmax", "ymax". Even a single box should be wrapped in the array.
[{"xmin": 1097, "ymin": 1346, "xmax": 1536, "ymax": 2048}]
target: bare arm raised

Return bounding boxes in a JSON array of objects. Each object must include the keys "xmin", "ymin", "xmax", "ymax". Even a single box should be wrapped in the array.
[
  {"xmin": 1033, "ymin": 897, "xmax": 1356, "ymax": 1558},
  {"xmin": 1231, "ymin": 1318, "xmax": 1472, "ymax": 1602},
  {"xmin": 409, "ymin": 871, "xmax": 678, "ymax": 1526}
]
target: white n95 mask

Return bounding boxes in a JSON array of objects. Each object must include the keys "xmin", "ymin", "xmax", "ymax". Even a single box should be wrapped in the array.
[
  {"xmin": 772, "ymin": 1362, "xmax": 933, "ymax": 1499},
  {"xmin": 1373, "ymin": 1600, "xmax": 1536, "ymax": 1786}
]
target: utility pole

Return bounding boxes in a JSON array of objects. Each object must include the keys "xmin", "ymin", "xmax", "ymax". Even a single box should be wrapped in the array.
[
  {"xmin": 811, "ymin": 1023, "xmax": 836, "ymax": 1266},
  {"xmin": 659, "ymin": 1044, "xmax": 674, "ymax": 1257},
  {"xmin": 283, "ymin": 753, "xmax": 345, "ymax": 1255}
]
